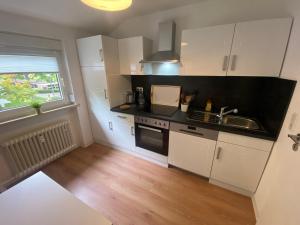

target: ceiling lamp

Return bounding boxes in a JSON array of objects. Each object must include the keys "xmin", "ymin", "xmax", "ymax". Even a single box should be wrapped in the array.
[{"xmin": 81, "ymin": 0, "xmax": 132, "ymax": 11}]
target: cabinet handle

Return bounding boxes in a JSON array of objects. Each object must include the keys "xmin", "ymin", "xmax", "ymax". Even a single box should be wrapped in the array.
[
  {"xmin": 230, "ymin": 55, "xmax": 237, "ymax": 71},
  {"xmin": 131, "ymin": 126, "xmax": 135, "ymax": 136},
  {"xmin": 179, "ymin": 129, "xmax": 204, "ymax": 137},
  {"xmin": 117, "ymin": 115, "xmax": 127, "ymax": 119},
  {"xmin": 216, "ymin": 147, "xmax": 222, "ymax": 160},
  {"xmin": 109, "ymin": 121, "xmax": 113, "ymax": 131},
  {"xmin": 99, "ymin": 49, "xmax": 104, "ymax": 62},
  {"xmin": 104, "ymin": 89, "xmax": 108, "ymax": 99},
  {"xmin": 222, "ymin": 56, "xmax": 229, "ymax": 71},
  {"xmin": 138, "ymin": 125, "xmax": 162, "ymax": 133}
]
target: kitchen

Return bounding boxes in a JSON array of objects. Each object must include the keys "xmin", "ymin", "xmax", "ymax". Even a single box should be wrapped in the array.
[
  {"xmin": 77, "ymin": 19, "xmax": 295, "ymax": 197},
  {"xmin": 1, "ymin": 1, "xmax": 300, "ymax": 225}
]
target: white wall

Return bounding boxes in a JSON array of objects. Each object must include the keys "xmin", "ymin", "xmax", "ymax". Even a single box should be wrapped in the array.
[
  {"xmin": 111, "ymin": 0, "xmax": 289, "ymax": 54},
  {"xmin": 0, "ymin": 11, "xmax": 93, "ymax": 186},
  {"xmin": 253, "ymin": 1, "xmax": 300, "ymax": 223},
  {"xmin": 111, "ymin": 0, "xmax": 300, "ymax": 224}
]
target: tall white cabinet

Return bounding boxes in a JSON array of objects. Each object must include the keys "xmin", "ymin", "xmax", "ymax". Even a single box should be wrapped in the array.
[
  {"xmin": 118, "ymin": 36, "xmax": 152, "ymax": 75},
  {"xmin": 77, "ymin": 35, "xmax": 132, "ymax": 146},
  {"xmin": 180, "ymin": 18, "xmax": 292, "ymax": 77}
]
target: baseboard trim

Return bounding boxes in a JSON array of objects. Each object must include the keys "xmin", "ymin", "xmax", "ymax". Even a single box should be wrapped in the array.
[
  {"xmin": 251, "ymin": 196, "xmax": 260, "ymax": 221},
  {"xmin": 209, "ymin": 178, "xmax": 253, "ymax": 197}
]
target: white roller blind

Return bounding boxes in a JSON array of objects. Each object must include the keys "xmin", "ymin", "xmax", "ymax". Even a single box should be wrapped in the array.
[{"xmin": 0, "ymin": 55, "xmax": 59, "ymax": 73}]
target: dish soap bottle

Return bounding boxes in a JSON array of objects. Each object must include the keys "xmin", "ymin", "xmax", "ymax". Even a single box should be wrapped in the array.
[{"xmin": 205, "ymin": 99, "xmax": 212, "ymax": 112}]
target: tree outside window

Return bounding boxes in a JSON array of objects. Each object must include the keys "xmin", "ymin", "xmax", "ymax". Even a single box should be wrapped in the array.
[{"xmin": 0, "ymin": 73, "xmax": 63, "ymax": 111}]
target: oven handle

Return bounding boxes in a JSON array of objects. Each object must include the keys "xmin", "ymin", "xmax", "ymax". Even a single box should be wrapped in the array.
[{"xmin": 138, "ymin": 125, "xmax": 162, "ymax": 133}]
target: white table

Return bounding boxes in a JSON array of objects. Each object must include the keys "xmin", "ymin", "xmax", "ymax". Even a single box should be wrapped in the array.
[{"xmin": 0, "ymin": 172, "xmax": 112, "ymax": 225}]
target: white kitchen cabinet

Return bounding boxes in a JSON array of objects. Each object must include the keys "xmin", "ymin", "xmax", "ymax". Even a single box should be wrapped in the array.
[
  {"xmin": 77, "ymin": 35, "xmax": 131, "ymax": 145},
  {"xmin": 81, "ymin": 66, "xmax": 109, "ymax": 107},
  {"xmin": 180, "ymin": 24, "xmax": 235, "ymax": 76},
  {"xmin": 168, "ymin": 124, "xmax": 218, "ymax": 177},
  {"xmin": 81, "ymin": 66, "xmax": 114, "ymax": 144},
  {"xmin": 77, "ymin": 35, "xmax": 104, "ymax": 67},
  {"xmin": 211, "ymin": 132, "xmax": 273, "ymax": 193},
  {"xmin": 111, "ymin": 113, "xmax": 135, "ymax": 151},
  {"xmin": 180, "ymin": 18, "xmax": 292, "ymax": 77},
  {"xmin": 118, "ymin": 36, "xmax": 152, "ymax": 75},
  {"xmin": 228, "ymin": 18, "xmax": 292, "ymax": 77}
]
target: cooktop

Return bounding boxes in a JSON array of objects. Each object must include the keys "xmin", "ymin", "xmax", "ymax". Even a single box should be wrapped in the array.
[{"xmin": 142, "ymin": 104, "xmax": 178, "ymax": 117}]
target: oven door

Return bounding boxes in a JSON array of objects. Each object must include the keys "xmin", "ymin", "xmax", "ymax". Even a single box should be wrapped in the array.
[{"xmin": 135, "ymin": 123, "xmax": 169, "ymax": 156}]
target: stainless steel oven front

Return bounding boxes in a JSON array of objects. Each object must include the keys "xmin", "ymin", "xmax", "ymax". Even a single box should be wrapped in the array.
[{"xmin": 135, "ymin": 116, "xmax": 169, "ymax": 156}]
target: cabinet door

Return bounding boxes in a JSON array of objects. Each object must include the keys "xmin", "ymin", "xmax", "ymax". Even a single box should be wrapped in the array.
[
  {"xmin": 81, "ymin": 67, "xmax": 113, "ymax": 144},
  {"xmin": 168, "ymin": 131, "xmax": 216, "ymax": 177},
  {"xmin": 180, "ymin": 24, "xmax": 235, "ymax": 76},
  {"xmin": 112, "ymin": 113, "xmax": 135, "ymax": 151},
  {"xmin": 77, "ymin": 35, "xmax": 104, "ymax": 67},
  {"xmin": 228, "ymin": 18, "xmax": 292, "ymax": 77},
  {"xmin": 81, "ymin": 67, "xmax": 109, "ymax": 108},
  {"xmin": 118, "ymin": 37, "xmax": 144, "ymax": 75},
  {"xmin": 211, "ymin": 141, "xmax": 269, "ymax": 192}
]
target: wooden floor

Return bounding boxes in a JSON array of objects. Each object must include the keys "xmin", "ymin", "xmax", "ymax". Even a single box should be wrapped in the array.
[{"xmin": 43, "ymin": 144, "xmax": 256, "ymax": 225}]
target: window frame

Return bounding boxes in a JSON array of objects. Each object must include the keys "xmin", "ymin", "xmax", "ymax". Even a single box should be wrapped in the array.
[{"xmin": 0, "ymin": 46, "xmax": 71, "ymax": 121}]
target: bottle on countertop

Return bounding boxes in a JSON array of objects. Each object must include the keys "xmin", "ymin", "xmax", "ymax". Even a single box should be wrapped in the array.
[
  {"xmin": 204, "ymin": 99, "xmax": 212, "ymax": 123},
  {"xmin": 137, "ymin": 89, "xmax": 145, "ymax": 106},
  {"xmin": 205, "ymin": 99, "xmax": 212, "ymax": 112}
]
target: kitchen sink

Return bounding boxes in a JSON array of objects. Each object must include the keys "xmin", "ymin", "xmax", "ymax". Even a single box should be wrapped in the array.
[
  {"xmin": 222, "ymin": 115, "xmax": 260, "ymax": 130},
  {"xmin": 187, "ymin": 110, "xmax": 219, "ymax": 124}
]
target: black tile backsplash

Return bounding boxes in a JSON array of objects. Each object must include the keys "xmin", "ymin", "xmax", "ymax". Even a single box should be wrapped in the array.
[{"xmin": 131, "ymin": 75, "xmax": 296, "ymax": 139}]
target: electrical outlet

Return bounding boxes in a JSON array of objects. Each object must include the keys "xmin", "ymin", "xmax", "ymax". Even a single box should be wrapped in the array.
[{"xmin": 136, "ymin": 87, "xmax": 143, "ymax": 92}]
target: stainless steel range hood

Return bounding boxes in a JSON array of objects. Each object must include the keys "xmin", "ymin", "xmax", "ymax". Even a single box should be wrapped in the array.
[{"xmin": 140, "ymin": 21, "xmax": 180, "ymax": 64}]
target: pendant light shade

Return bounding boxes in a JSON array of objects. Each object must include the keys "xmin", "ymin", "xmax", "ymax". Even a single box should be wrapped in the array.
[{"xmin": 81, "ymin": 0, "xmax": 132, "ymax": 11}]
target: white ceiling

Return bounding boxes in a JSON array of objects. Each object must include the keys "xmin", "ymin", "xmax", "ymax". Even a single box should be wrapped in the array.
[{"xmin": 0, "ymin": 0, "xmax": 202, "ymax": 34}]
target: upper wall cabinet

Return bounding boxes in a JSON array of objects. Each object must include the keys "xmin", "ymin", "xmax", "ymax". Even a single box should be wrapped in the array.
[
  {"xmin": 77, "ymin": 35, "xmax": 104, "ymax": 67},
  {"xmin": 228, "ymin": 18, "xmax": 292, "ymax": 77},
  {"xmin": 180, "ymin": 18, "xmax": 292, "ymax": 77},
  {"xmin": 118, "ymin": 36, "xmax": 152, "ymax": 75},
  {"xmin": 180, "ymin": 24, "xmax": 235, "ymax": 76}
]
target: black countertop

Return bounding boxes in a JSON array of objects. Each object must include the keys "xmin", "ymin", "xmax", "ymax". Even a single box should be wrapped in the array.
[{"xmin": 111, "ymin": 104, "xmax": 277, "ymax": 141}]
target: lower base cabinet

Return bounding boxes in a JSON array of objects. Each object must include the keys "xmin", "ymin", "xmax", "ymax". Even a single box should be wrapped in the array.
[
  {"xmin": 111, "ymin": 112, "xmax": 135, "ymax": 151},
  {"xmin": 210, "ymin": 133, "xmax": 272, "ymax": 193},
  {"xmin": 168, "ymin": 130, "xmax": 217, "ymax": 178},
  {"xmin": 89, "ymin": 111, "xmax": 115, "ymax": 145},
  {"xmin": 90, "ymin": 111, "xmax": 135, "ymax": 151}
]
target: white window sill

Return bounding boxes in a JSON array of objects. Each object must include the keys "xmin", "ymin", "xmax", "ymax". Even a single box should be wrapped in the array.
[{"xmin": 0, "ymin": 103, "xmax": 79, "ymax": 126}]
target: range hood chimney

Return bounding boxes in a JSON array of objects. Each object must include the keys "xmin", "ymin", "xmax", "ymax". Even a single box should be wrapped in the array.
[{"xmin": 140, "ymin": 21, "xmax": 180, "ymax": 64}]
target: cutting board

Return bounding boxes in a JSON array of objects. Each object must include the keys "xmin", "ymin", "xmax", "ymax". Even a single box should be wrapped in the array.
[{"xmin": 151, "ymin": 85, "xmax": 181, "ymax": 107}]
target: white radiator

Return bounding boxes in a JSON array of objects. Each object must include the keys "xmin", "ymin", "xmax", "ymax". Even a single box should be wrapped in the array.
[{"xmin": 1, "ymin": 120, "xmax": 76, "ymax": 180}]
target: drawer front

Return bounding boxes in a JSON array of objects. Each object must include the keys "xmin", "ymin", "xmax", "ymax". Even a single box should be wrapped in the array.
[
  {"xmin": 170, "ymin": 122, "xmax": 219, "ymax": 141},
  {"xmin": 114, "ymin": 113, "xmax": 134, "ymax": 123},
  {"xmin": 218, "ymin": 132, "xmax": 273, "ymax": 152}
]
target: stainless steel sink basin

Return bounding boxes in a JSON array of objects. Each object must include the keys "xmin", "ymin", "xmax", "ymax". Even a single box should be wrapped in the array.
[{"xmin": 222, "ymin": 115, "xmax": 260, "ymax": 130}]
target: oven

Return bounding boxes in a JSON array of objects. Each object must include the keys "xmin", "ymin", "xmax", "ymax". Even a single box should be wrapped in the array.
[{"xmin": 135, "ymin": 116, "xmax": 169, "ymax": 156}]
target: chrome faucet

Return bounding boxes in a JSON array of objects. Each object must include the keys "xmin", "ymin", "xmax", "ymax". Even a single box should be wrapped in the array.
[{"xmin": 217, "ymin": 106, "xmax": 238, "ymax": 123}]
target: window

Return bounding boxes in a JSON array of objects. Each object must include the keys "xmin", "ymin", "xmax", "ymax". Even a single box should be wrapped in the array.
[{"xmin": 0, "ymin": 54, "xmax": 64, "ymax": 112}]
